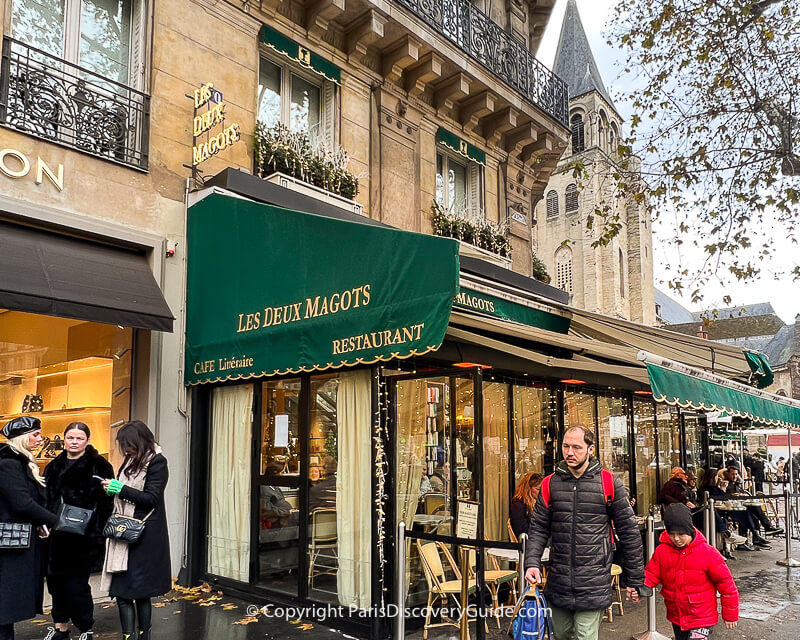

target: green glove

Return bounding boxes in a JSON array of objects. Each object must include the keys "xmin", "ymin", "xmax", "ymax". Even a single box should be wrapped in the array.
[{"xmin": 106, "ymin": 479, "xmax": 125, "ymax": 495}]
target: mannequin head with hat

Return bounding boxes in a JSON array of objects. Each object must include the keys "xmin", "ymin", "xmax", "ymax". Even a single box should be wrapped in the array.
[{"xmin": 1, "ymin": 416, "xmax": 46, "ymax": 485}]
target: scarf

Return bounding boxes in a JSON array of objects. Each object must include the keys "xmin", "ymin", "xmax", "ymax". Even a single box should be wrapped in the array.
[{"xmin": 101, "ymin": 446, "xmax": 161, "ymax": 590}]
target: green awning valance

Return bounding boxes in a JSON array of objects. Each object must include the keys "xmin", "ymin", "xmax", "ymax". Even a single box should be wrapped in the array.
[
  {"xmin": 260, "ymin": 24, "xmax": 341, "ymax": 84},
  {"xmin": 745, "ymin": 351, "xmax": 774, "ymax": 389},
  {"xmin": 437, "ymin": 128, "xmax": 486, "ymax": 166},
  {"xmin": 645, "ymin": 362, "xmax": 800, "ymax": 428},
  {"xmin": 453, "ymin": 288, "xmax": 570, "ymax": 334},
  {"xmin": 185, "ymin": 193, "xmax": 459, "ymax": 384}
]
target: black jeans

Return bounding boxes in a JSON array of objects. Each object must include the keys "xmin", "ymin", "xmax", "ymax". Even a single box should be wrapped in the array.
[
  {"xmin": 672, "ymin": 623, "xmax": 713, "ymax": 639},
  {"xmin": 0, "ymin": 623, "xmax": 13, "ymax": 640},
  {"xmin": 47, "ymin": 572, "xmax": 94, "ymax": 632}
]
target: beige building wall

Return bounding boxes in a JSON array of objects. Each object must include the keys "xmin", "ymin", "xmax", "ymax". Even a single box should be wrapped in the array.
[{"xmin": 1, "ymin": 0, "xmax": 568, "ymax": 574}]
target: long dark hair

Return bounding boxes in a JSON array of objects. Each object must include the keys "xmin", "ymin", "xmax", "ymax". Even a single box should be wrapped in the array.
[{"xmin": 116, "ymin": 420, "xmax": 156, "ymax": 478}]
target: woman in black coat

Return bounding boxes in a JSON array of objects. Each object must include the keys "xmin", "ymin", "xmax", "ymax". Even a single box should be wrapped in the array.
[
  {"xmin": 44, "ymin": 422, "xmax": 114, "ymax": 640},
  {"xmin": 0, "ymin": 417, "xmax": 59, "ymax": 640},
  {"xmin": 101, "ymin": 421, "xmax": 171, "ymax": 640}
]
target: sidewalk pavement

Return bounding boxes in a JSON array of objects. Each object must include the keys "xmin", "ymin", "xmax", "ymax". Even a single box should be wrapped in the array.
[{"xmin": 15, "ymin": 539, "xmax": 800, "ymax": 640}]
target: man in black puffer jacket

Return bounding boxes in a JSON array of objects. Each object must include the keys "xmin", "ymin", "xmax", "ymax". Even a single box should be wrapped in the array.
[{"xmin": 524, "ymin": 425, "xmax": 645, "ymax": 639}]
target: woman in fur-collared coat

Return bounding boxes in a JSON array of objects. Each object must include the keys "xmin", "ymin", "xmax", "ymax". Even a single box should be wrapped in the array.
[
  {"xmin": 0, "ymin": 417, "xmax": 59, "ymax": 640},
  {"xmin": 44, "ymin": 422, "xmax": 114, "ymax": 640}
]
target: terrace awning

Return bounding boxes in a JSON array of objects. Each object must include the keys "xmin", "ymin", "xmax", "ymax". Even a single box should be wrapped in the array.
[{"xmin": 640, "ymin": 351, "xmax": 800, "ymax": 428}]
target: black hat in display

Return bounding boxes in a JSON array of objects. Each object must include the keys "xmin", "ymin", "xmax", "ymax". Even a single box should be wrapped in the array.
[
  {"xmin": 1, "ymin": 416, "xmax": 41, "ymax": 439},
  {"xmin": 663, "ymin": 503, "xmax": 695, "ymax": 536}
]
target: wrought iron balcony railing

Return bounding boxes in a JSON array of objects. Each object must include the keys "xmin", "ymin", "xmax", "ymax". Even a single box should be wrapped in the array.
[
  {"xmin": 0, "ymin": 37, "xmax": 149, "ymax": 171},
  {"xmin": 395, "ymin": 0, "xmax": 569, "ymax": 128}
]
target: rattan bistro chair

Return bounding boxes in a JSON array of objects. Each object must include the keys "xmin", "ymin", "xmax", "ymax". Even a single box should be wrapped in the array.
[
  {"xmin": 416, "ymin": 540, "xmax": 477, "ymax": 640},
  {"xmin": 438, "ymin": 543, "xmax": 518, "ymax": 627},
  {"xmin": 604, "ymin": 564, "xmax": 624, "ymax": 622},
  {"xmin": 308, "ymin": 508, "xmax": 337, "ymax": 587}
]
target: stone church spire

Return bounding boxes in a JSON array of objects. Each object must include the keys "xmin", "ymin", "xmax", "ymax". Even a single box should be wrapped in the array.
[{"xmin": 553, "ymin": 0, "xmax": 614, "ymax": 108}]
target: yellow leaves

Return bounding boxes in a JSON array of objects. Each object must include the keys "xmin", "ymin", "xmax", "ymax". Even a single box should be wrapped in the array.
[
  {"xmin": 221, "ymin": 603, "xmax": 238, "ymax": 611},
  {"xmin": 299, "ymin": 624, "xmax": 314, "ymax": 630},
  {"xmin": 233, "ymin": 616, "xmax": 259, "ymax": 626},
  {"xmin": 152, "ymin": 602, "xmax": 167, "ymax": 608}
]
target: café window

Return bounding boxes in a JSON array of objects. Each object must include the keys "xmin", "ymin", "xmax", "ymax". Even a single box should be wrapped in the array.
[
  {"xmin": 10, "ymin": 0, "xmax": 145, "ymax": 88},
  {"xmin": 257, "ymin": 55, "xmax": 335, "ymax": 144},
  {"xmin": 0, "ymin": 310, "xmax": 133, "ymax": 472},
  {"xmin": 435, "ymin": 148, "xmax": 483, "ymax": 216}
]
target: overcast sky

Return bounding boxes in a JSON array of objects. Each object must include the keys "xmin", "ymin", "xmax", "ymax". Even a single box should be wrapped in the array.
[{"xmin": 536, "ymin": 0, "xmax": 800, "ymax": 325}]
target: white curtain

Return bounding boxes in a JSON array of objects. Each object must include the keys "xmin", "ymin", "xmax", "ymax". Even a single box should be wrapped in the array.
[
  {"xmin": 336, "ymin": 370, "xmax": 372, "ymax": 609},
  {"xmin": 207, "ymin": 384, "xmax": 253, "ymax": 582}
]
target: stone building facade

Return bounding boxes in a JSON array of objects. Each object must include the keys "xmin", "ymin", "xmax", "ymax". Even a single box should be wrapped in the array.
[
  {"xmin": 1, "ymin": 0, "xmax": 567, "ymax": 579},
  {"xmin": 533, "ymin": 0, "xmax": 656, "ymax": 324}
]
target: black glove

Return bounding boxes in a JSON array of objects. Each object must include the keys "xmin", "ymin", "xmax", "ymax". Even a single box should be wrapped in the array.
[{"xmin": 637, "ymin": 585, "xmax": 654, "ymax": 598}]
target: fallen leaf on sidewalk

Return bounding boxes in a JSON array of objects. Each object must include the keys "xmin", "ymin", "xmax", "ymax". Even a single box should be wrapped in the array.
[
  {"xmin": 233, "ymin": 616, "xmax": 259, "ymax": 625},
  {"xmin": 200, "ymin": 582, "xmax": 212, "ymax": 592},
  {"xmin": 152, "ymin": 603, "xmax": 167, "ymax": 608},
  {"xmin": 299, "ymin": 624, "xmax": 313, "ymax": 630},
  {"xmin": 172, "ymin": 611, "xmax": 182, "ymax": 615},
  {"xmin": 221, "ymin": 604, "xmax": 238, "ymax": 610}
]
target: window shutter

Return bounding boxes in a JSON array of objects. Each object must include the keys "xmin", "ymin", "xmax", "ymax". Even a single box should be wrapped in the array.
[
  {"xmin": 565, "ymin": 184, "xmax": 578, "ymax": 213},
  {"xmin": 546, "ymin": 190, "xmax": 559, "ymax": 218},
  {"xmin": 129, "ymin": 0, "xmax": 147, "ymax": 91},
  {"xmin": 468, "ymin": 162, "xmax": 482, "ymax": 217},
  {"xmin": 321, "ymin": 80, "xmax": 336, "ymax": 147}
]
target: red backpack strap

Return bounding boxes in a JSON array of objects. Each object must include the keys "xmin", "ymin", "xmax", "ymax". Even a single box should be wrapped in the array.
[
  {"xmin": 600, "ymin": 469, "xmax": 615, "ymax": 505},
  {"xmin": 540, "ymin": 473, "xmax": 554, "ymax": 508}
]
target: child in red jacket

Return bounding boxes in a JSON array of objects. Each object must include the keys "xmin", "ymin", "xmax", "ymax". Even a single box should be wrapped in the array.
[{"xmin": 645, "ymin": 503, "xmax": 739, "ymax": 640}]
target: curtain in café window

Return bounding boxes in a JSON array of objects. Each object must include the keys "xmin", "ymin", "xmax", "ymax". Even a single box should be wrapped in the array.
[
  {"xmin": 336, "ymin": 370, "xmax": 372, "ymax": 609},
  {"xmin": 208, "ymin": 384, "xmax": 253, "ymax": 582},
  {"xmin": 483, "ymin": 382, "xmax": 509, "ymax": 541}
]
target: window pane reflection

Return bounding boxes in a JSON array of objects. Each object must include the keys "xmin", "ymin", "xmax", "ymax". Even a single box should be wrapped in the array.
[
  {"xmin": 11, "ymin": 0, "xmax": 66, "ymax": 58},
  {"xmin": 598, "ymin": 395, "xmax": 629, "ymax": 489},
  {"xmin": 79, "ymin": 0, "xmax": 132, "ymax": 86},
  {"xmin": 513, "ymin": 385, "xmax": 552, "ymax": 480},
  {"xmin": 257, "ymin": 57, "xmax": 281, "ymax": 128},
  {"xmin": 656, "ymin": 405, "xmax": 681, "ymax": 489},
  {"xmin": 564, "ymin": 388, "xmax": 596, "ymax": 431},
  {"xmin": 483, "ymin": 382, "xmax": 508, "ymax": 541},
  {"xmin": 290, "ymin": 73, "xmax": 320, "ymax": 134},
  {"xmin": 633, "ymin": 399, "xmax": 657, "ymax": 514},
  {"xmin": 261, "ymin": 379, "xmax": 301, "ymax": 477},
  {"xmin": 448, "ymin": 157, "xmax": 467, "ymax": 210}
]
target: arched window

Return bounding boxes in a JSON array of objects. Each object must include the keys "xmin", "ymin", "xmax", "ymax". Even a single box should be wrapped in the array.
[
  {"xmin": 555, "ymin": 247, "xmax": 573, "ymax": 293},
  {"xmin": 610, "ymin": 122, "xmax": 619, "ymax": 155},
  {"xmin": 546, "ymin": 190, "xmax": 559, "ymax": 218},
  {"xmin": 570, "ymin": 113, "xmax": 585, "ymax": 153},
  {"xmin": 565, "ymin": 183, "xmax": 578, "ymax": 213}
]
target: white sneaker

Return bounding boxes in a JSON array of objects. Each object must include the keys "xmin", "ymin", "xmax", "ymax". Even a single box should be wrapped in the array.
[{"xmin": 729, "ymin": 532, "xmax": 747, "ymax": 544}]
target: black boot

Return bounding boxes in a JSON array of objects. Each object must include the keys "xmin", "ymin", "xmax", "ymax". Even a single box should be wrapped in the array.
[
  {"xmin": 752, "ymin": 532, "xmax": 771, "ymax": 547},
  {"xmin": 137, "ymin": 629, "xmax": 150, "ymax": 640}
]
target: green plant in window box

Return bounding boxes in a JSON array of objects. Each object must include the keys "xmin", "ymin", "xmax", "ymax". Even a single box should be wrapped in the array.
[
  {"xmin": 431, "ymin": 201, "xmax": 511, "ymax": 259},
  {"xmin": 254, "ymin": 122, "xmax": 359, "ymax": 200},
  {"xmin": 531, "ymin": 251, "xmax": 552, "ymax": 284}
]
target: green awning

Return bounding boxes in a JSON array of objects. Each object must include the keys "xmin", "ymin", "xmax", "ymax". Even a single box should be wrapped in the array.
[
  {"xmin": 437, "ymin": 128, "xmax": 486, "ymax": 166},
  {"xmin": 745, "ymin": 351, "xmax": 774, "ymax": 389},
  {"xmin": 185, "ymin": 193, "xmax": 458, "ymax": 384},
  {"xmin": 453, "ymin": 288, "xmax": 570, "ymax": 334},
  {"xmin": 260, "ymin": 24, "xmax": 341, "ymax": 84},
  {"xmin": 645, "ymin": 362, "xmax": 800, "ymax": 428}
]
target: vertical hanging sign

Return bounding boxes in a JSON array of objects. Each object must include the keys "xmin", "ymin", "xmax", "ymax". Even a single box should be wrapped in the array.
[{"xmin": 185, "ymin": 82, "xmax": 241, "ymax": 185}]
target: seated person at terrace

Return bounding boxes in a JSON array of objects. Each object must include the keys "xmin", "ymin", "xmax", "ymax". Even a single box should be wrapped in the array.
[{"xmin": 721, "ymin": 466, "xmax": 781, "ymax": 545}]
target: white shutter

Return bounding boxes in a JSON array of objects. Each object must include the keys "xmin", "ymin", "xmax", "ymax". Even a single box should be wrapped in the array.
[
  {"xmin": 129, "ymin": 0, "xmax": 147, "ymax": 91},
  {"xmin": 468, "ymin": 162, "xmax": 482, "ymax": 218},
  {"xmin": 321, "ymin": 81, "xmax": 336, "ymax": 147}
]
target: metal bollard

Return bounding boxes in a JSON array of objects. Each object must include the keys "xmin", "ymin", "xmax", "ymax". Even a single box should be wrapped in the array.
[
  {"xmin": 709, "ymin": 498, "xmax": 716, "ymax": 544},
  {"xmin": 394, "ymin": 522, "xmax": 406, "ymax": 639},
  {"xmin": 703, "ymin": 491, "xmax": 711, "ymax": 540},
  {"xmin": 519, "ymin": 533, "xmax": 527, "ymax": 581},
  {"xmin": 460, "ymin": 547, "xmax": 470, "ymax": 640},
  {"xmin": 632, "ymin": 514, "xmax": 670, "ymax": 640},
  {"xmin": 777, "ymin": 489, "xmax": 800, "ymax": 567}
]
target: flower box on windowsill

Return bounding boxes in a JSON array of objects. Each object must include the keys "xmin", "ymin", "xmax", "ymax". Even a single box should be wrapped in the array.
[
  {"xmin": 262, "ymin": 172, "xmax": 364, "ymax": 216},
  {"xmin": 458, "ymin": 240, "xmax": 513, "ymax": 269}
]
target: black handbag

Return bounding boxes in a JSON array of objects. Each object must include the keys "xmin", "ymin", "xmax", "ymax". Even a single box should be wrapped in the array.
[
  {"xmin": 0, "ymin": 522, "xmax": 32, "ymax": 549},
  {"xmin": 55, "ymin": 501, "xmax": 94, "ymax": 535},
  {"xmin": 102, "ymin": 510, "xmax": 153, "ymax": 544}
]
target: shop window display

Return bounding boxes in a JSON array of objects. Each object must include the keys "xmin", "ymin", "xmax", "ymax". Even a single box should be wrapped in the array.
[{"xmin": 0, "ymin": 310, "xmax": 132, "ymax": 470}]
